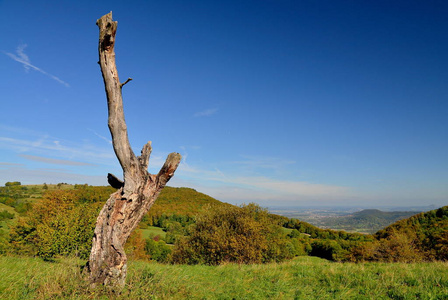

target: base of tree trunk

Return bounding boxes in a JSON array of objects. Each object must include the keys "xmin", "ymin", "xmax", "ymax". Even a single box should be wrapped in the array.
[{"xmin": 86, "ymin": 191, "xmax": 128, "ymax": 289}]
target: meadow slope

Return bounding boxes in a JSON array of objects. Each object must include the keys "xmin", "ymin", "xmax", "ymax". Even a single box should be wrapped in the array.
[{"xmin": 1, "ymin": 256, "xmax": 447, "ymax": 299}]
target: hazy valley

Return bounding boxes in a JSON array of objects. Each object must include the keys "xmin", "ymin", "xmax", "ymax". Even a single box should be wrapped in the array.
[{"xmin": 269, "ymin": 205, "xmax": 436, "ymax": 234}]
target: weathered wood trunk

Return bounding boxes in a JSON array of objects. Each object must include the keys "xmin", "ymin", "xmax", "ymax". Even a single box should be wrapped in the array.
[{"xmin": 86, "ymin": 12, "xmax": 181, "ymax": 289}]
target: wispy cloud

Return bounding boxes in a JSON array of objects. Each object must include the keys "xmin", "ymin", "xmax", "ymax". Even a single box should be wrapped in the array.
[
  {"xmin": 235, "ymin": 176, "xmax": 350, "ymax": 198},
  {"xmin": 0, "ymin": 125, "xmax": 115, "ymax": 166},
  {"xmin": 19, "ymin": 154, "xmax": 95, "ymax": 166},
  {"xmin": 232, "ymin": 155, "xmax": 296, "ymax": 171},
  {"xmin": 0, "ymin": 162, "xmax": 23, "ymax": 167},
  {"xmin": 4, "ymin": 44, "xmax": 70, "ymax": 87},
  {"xmin": 171, "ymin": 156, "xmax": 354, "ymax": 205},
  {"xmin": 15, "ymin": 44, "xmax": 30, "ymax": 72},
  {"xmin": 170, "ymin": 171, "xmax": 353, "ymax": 206},
  {"xmin": 0, "ymin": 165, "xmax": 107, "ymax": 186},
  {"xmin": 194, "ymin": 108, "xmax": 218, "ymax": 117},
  {"xmin": 88, "ymin": 129, "xmax": 112, "ymax": 144}
]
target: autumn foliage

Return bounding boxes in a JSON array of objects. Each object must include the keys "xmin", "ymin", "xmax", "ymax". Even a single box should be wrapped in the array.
[
  {"xmin": 347, "ymin": 206, "xmax": 448, "ymax": 262},
  {"xmin": 170, "ymin": 203, "xmax": 302, "ymax": 265},
  {"xmin": 9, "ymin": 186, "xmax": 113, "ymax": 260},
  {"xmin": 2, "ymin": 184, "xmax": 447, "ymax": 265}
]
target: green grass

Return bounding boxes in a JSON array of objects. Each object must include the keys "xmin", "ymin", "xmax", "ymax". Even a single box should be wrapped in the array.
[
  {"xmin": 140, "ymin": 227, "xmax": 167, "ymax": 239},
  {"xmin": 0, "ymin": 256, "xmax": 447, "ymax": 299},
  {"xmin": 0, "ymin": 203, "xmax": 18, "ymax": 230},
  {"xmin": 281, "ymin": 227, "xmax": 293, "ymax": 234},
  {"xmin": 0, "ymin": 203, "xmax": 17, "ymax": 214}
]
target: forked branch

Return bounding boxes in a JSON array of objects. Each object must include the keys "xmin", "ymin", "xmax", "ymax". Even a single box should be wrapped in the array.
[{"xmin": 88, "ymin": 12, "xmax": 181, "ymax": 289}]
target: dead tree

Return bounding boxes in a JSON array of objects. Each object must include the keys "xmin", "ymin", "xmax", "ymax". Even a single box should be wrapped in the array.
[{"xmin": 86, "ymin": 12, "xmax": 181, "ymax": 288}]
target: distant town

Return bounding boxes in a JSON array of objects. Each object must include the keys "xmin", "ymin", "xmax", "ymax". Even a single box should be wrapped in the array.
[{"xmin": 268, "ymin": 205, "xmax": 436, "ymax": 234}]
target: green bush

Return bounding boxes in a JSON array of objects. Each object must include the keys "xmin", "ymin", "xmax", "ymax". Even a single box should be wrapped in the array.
[
  {"xmin": 170, "ymin": 203, "xmax": 298, "ymax": 265},
  {"xmin": 9, "ymin": 187, "xmax": 112, "ymax": 259},
  {"xmin": 145, "ymin": 239, "xmax": 171, "ymax": 262},
  {"xmin": 310, "ymin": 239, "xmax": 346, "ymax": 261}
]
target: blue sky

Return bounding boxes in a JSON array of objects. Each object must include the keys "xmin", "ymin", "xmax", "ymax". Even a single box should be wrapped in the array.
[{"xmin": 0, "ymin": 0, "xmax": 447, "ymax": 207}]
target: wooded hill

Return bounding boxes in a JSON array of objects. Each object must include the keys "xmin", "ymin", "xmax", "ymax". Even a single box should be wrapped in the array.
[
  {"xmin": 146, "ymin": 186, "xmax": 233, "ymax": 224},
  {"xmin": 0, "ymin": 183, "xmax": 446, "ymax": 264},
  {"xmin": 374, "ymin": 207, "xmax": 448, "ymax": 261}
]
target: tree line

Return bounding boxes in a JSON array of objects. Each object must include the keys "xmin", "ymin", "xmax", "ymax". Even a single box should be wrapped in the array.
[{"xmin": 0, "ymin": 185, "xmax": 446, "ymax": 264}]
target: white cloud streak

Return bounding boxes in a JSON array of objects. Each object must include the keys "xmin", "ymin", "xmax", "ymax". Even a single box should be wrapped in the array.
[
  {"xmin": 88, "ymin": 129, "xmax": 112, "ymax": 144},
  {"xmin": 231, "ymin": 155, "xmax": 296, "ymax": 171},
  {"xmin": 0, "ymin": 162, "xmax": 23, "ymax": 167},
  {"xmin": 15, "ymin": 44, "xmax": 30, "ymax": 72},
  {"xmin": 4, "ymin": 44, "xmax": 70, "ymax": 87},
  {"xmin": 0, "ymin": 166, "xmax": 107, "ymax": 186},
  {"xmin": 0, "ymin": 126, "xmax": 115, "ymax": 166},
  {"xmin": 0, "ymin": 124, "xmax": 354, "ymax": 205},
  {"xmin": 19, "ymin": 154, "xmax": 95, "ymax": 166},
  {"xmin": 171, "ymin": 158, "xmax": 354, "ymax": 205}
]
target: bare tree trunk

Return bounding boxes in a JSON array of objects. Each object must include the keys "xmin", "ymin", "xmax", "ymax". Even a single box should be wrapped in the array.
[{"xmin": 86, "ymin": 12, "xmax": 181, "ymax": 289}]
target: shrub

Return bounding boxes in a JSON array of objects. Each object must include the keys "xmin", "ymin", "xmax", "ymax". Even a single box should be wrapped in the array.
[
  {"xmin": 310, "ymin": 239, "xmax": 349, "ymax": 261},
  {"xmin": 171, "ymin": 203, "xmax": 296, "ymax": 265},
  {"xmin": 348, "ymin": 229, "xmax": 426, "ymax": 263},
  {"xmin": 9, "ymin": 187, "xmax": 113, "ymax": 259},
  {"xmin": 373, "ymin": 230, "xmax": 425, "ymax": 262},
  {"xmin": 145, "ymin": 238, "xmax": 171, "ymax": 262},
  {"xmin": 125, "ymin": 230, "xmax": 150, "ymax": 261}
]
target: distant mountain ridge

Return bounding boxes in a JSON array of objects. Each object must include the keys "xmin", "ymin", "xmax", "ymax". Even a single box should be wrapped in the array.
[
  {"xmin": 319, "ymin": 209, "xmax": 420, "ymax": 234},
  {"xmin": 352, "ymin": 208, "xmax": 418, "ymax": 221}
]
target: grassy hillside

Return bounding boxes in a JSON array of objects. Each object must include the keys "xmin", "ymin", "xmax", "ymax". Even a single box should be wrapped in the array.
[
  {"xmin": 0, "ymin": 183, "xmax": 88, "ymax": 216},
  {"xmin": 0, "ymin": 256, "xmax": 447, "ymax": 299}
]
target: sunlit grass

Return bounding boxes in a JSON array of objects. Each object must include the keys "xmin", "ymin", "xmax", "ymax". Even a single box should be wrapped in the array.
[
  {"xmin": 140, "ymin": 227, "xmax": 167, "ymax": 239},
  {"xmin": 0, "ymin": 256, "xmax": 447, "ymax": 299}
]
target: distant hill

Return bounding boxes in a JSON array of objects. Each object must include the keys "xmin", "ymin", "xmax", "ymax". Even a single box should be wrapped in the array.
[
  {"xmin": 0, "ymin": 184, "xmax": 230, "ymax": 224},
  {"xmin": 0, "ymin": 182, "xmax": 84, "ymax": 209},
  {"xmin": 148, "ymin": 186, "xmax": 233, "ymax": 218},
  {"xmin": 317, "ymin": 209, "xmax": 419, "ymax": 234},
  {"xmin": 0, "ymin": 184, "xmax": 225, "ymax": 215}
]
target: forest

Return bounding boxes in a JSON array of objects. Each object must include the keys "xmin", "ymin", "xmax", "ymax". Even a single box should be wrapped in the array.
[{"xmin": 1, "ymin": 183, "xmax": 447, "ymax": 264}]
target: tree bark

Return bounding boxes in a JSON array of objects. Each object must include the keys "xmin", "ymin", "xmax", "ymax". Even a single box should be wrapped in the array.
[{"xmin": 86, "ymin": 12, "xmax": 181, "ymax": 289}]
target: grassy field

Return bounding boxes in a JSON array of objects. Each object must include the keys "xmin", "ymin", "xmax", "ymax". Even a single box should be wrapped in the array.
[
  {"xmin": 140, "ymin": 227, "xmax": 167, "ymax": 240},
  {"xmin": 0, "ymin": 203, "xmax": 17, "ymax": 214},
  {"xmin": 0, "ymin": 203, "xmax": 17, "ymax": 230},
  {"xmin": 0, "ymin": 256, "xmax": 447, "ymax": 299}
]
